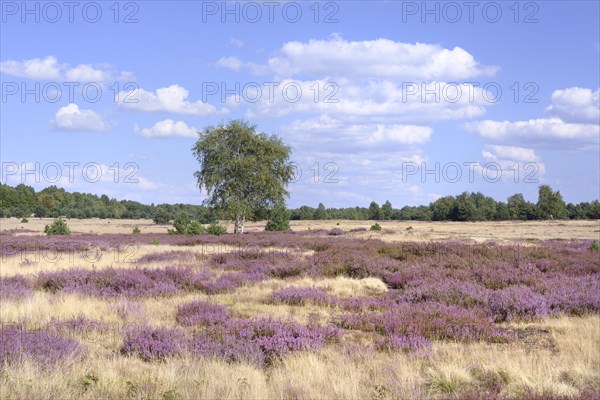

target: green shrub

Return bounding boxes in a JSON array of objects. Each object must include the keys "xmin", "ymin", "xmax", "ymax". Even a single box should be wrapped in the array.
[
  {"xmin": 132, "ymin": 226, "xmax": 141, "ymax": 234},
  {"xmin": 44, "ymin": 217, "xmax": 71, "ymax": 235},
  {"xmin": 207, "ymin": 223, "xmax": 227, "ymax": 236},
  {"xmin": 150, "ymin": 240, "xmax": 160, "ymax": 245},
  {"xmin": 152, "ymin": 207, "xmax": 170, "ymax": 224},
  {"xmin": 173, "ymin": 212, "xmax": 191, "ymax": 234},
  {"xmin": 21, "ymin": 218, "xmax": 28, "ymax": 223},
  {"xmin": 187, "ymin": 220, "xmax": 205, "ymax": 235},
  {"xmin": 370, "ymin": 223, "xmax": 382, "ymax": 231},
  {"xmin": 265, "ymin": 202, "xmax": 291, "ymax": 232},
  {"xmin": 589, "ymin": 240, "xmax": 599, "ymax": 252}
]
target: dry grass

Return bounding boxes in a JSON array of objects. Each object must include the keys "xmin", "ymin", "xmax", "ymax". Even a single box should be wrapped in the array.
[
  {"xmin": 1, "ymin": 218, "xmax": 598, "ymax": 399},
  {"xmin": 1, "ymin": 314, "xmax": 597, "ymax": 399},
  {"xmin": 3, "ymin": 217, "xmax": 599, "ymax": 243}
]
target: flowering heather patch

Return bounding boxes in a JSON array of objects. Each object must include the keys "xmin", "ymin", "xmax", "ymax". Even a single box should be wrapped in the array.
[
  {"xmin": 36, "ymin": 266, "xmax": 212, "ymax": 298},
  {"xmin": 135, "ymin": 250, "xmax": 202, "ymax": 265},
  {"xmin": 337, "ymin": 302, "xmax": 508, "ymax": 342},
  {"xmin": 190, "ymin": 317, "xmax": 340, "ymax": 366},
  {"xmin": 124, "ymin": 317, "xmax": 340, "ymax": 366},
  {"xmin": 200, "ymin": 270, "xmax": 269, "ymax": 294},
  {"xmin": 376, "ymin": 333, "xmax": 430, "ymax": 352},
  {"xmin": 328, "ymin": 228, "xmax": 344, "ymax": 236},
  {"xmin": 271, "ymin": 286, "xmax": 334, "ymax": 306},
  {"xmin": 0, "ymin": 324, "xmax": 85, "ymax": 369},
  {"xmin": 0, "ymin": 275, "xmax": 34, "ymax": 301},
  {"xmin": 337, "ymin": 295, "xmax": 394, "ymax": 312},
  {"xmin": 539, "ymin": 275, "xmax": 600, "ymax": 315},
  {"xmin": 122, "ymin": 326, "xmax": 187, "ymax": 361},
  {"xmin": 488, "ymin": 285, "xmax": 548, "ymax": 322},
  {"xmin": 400, "ymin": 278, "xmax": 491, "ymax": 309},
  {"xmin": 176, "ymin": 301, "xmax": 230, "ymax": 326}
]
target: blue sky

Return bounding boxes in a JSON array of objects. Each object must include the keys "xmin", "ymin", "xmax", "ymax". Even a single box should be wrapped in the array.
[{"xmin": 1, "ymin": 0, "xmax": 598, "ymax": 208}]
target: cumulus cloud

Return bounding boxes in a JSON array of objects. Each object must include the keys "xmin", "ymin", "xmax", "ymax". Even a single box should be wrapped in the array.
[
  {"xmin": 0, "ymin": 56, "xmax": 62, "ymax": 80},
  {"xmin": 464, "ymin": 118, "xmax": 599, "ymax": 150},
  {"xmin": 139, "ymin": 119, "xmax": 198, "ymax": 138},
  {"xmin": 116, "ymin": 84, "xmax": 221, "ymax": 116},
  {"xmin": 480, "ymin": 145, "xmax": 545, "ymax": 180},
  {"xmin": 50, "ymin": 103, "xmax": 110, "ymax": 132},
  {"xmin": 464, "ymin": 87, "xmax": 600, "ymax": 150},
  {"xmin": 216, "ymin": 56, "xmax": 245, "ymax": 71},
  {"xmin": 546, "ymin": 87, "xmax": 599, "ymax": 124},
  {"xmin": 1, "ymin": 56, "xmax": 131, "ymax": 83},
  {"xmin": 222, "ymin": 35, "xmax": 498, "ymax": 80},
  {"xmin": 286, "ymin": 115, "xmax": 432, "ymax": 147},
  {"xmin": 482, "ymin": 145, "xmax": 539, "ymax": 162},
  {"xmin": 240, "ymin": 79, "xmax": 489, "ymax": 123}
]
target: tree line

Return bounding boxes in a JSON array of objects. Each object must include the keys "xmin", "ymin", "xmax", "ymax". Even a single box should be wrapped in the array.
[
  {"xmin": 2, "ymin": 120, "xmax": 597, "ymax": 226},
  {"xmin": 1, "ymin": 182, "xmax": 598, "ymax": 223},
  {"xmin": 0, "ymin": 183, "xmax": 215, "ymax": 223},
  {"xmin": 290, "ymin": 187, "xmax": 599, "ymax": 221}
]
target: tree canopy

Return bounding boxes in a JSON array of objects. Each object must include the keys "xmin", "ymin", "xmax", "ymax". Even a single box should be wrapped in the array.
[{"xmin": 192, "ymin": 120, "xmax": 294, "ymax": 233}]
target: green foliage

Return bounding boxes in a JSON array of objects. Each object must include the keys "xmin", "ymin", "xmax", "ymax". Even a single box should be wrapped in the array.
[
  {"xmin": 265, "ymin": 201, "xmax": 291, "ymax": 231},
  {"xmin": 173, "ymin": 212, "xmax": 191, "ymax": 234},
  {"xmin": 187, "ymin": 220, "xmax": 205, "ymax": 235},
  {"xmin": 192, "ymin": 119, "xmax": 293, "ymax": 233},
  {"xmin": 20, "ymin": 218, "xmax": 28, "ymax": 223},
  {"xmin": 455, "ymin": 192, "xmax": 477, "ymax": 221},
  {"xmin": 369, "ymin": 201, "xmax": 381, "ymax": 220},
  {"xmin": 153, "ymin": 207, "xmax": 171, "ymax": 224},
  {"xmin": 370, "ymin": 223, "xmax": 382, "ymax": 231},
  {"xmin": 150, "ymin": 240, "xmax": 160, "ymax": 245},
  {"xmin": 381, "ymin": 200, "xmax": 393, "ymax": 220},
  {"xmin": 206, "ymin": 223, "xmax": 227, "ymax": 236},
  {"xmin": 431, "ymin": 196, "xmax": 456, "ymax": 221},
  {"xmin": 537, "ymin": 185, "xmax": 567, "ymax": 219},
  {"xmin": 132, "ymin": 226, "xmax": 141, "ymax": 234},
  {"xmin": 589, "ymin": 241, "xmax": 598, "ymax": 252},
  {"xmin": 44, "ymin": 217, "xmax": 71, "ymax": 235},
  {"xmin": 171, "ymin": 212, "xmax": 205, "ymax": 235},
  {"xmin": 313, "ymin": 203, "xmax": 328, "ymax": 220}
]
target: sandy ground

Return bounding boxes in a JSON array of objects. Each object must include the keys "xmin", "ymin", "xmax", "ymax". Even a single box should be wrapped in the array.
[{"xmin": 2, "ymin": 217, "xmax": 598, "ymax": 243}]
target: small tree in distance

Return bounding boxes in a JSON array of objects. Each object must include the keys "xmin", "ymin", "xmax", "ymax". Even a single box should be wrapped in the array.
[
  {"xmin": 265, "ymin": 201, "xmax": 291, "ymax": 231},
  {"xmin": 44, "ymin": 217, "xmax": 71, "ymax": 235},
  {"xmin": 192, "ymin": 120, "xmax": 294, "ymax": 234}
]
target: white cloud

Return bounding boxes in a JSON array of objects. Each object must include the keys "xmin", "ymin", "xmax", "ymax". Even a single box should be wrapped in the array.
[
  {"xmin": 546, "ymin": 87, "xmax": 599, "ymax": 124},
  {"xmin": 0, "ymin": 56, "xmax": 62, "ymax": 79},
  {"xmin": 139, "ymin": 119, "xmax": 198, "ymax": 138},
  {"xmin": 64, "ymin": 64, "xmax": 112, "ymax": 82},
  {"xmin": 0, "ymin": 56, "xmax": 131, "ymax": 83},
  {"xmin": 225, "ymin": 35, "xmax": 498, "ymax": 80},
  {"xmin": 117, "ymin": 84, "xmax": 220, "ymax": 116},
  {"xmin": 480, "ymin": 145, "xmax": 545, "ymax": 179},
  {"xmin": 240, "ymin": 79, "xmax": 490, "ymax": 123},
  {"xmin": 216, "ymin": 56, "xmax": 244, "ymax": 71},
  {"xmin": 286, "ymin": 115, "xmax": 432, "ymax": 146},
  {"xmin": 50, "ymin": 103, "xmax": 109, "ymax": 132},
  {"xmin": 464, "ymin": 118, "xmax": 599, "ymax": 150},
  {"xmin": 482, "ymin": 145, "xmax": 539, "ymax": 162}
]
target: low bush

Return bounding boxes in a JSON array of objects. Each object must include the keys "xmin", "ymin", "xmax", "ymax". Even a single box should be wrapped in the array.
[{"xmin": 44, "ymin": 217, "xmax": 71, "ymax": 235}]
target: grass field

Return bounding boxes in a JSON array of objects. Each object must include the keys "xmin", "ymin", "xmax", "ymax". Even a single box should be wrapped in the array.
[{"xmin": 1, "ymin": 218, "xmax": 598, "ymax": 399}]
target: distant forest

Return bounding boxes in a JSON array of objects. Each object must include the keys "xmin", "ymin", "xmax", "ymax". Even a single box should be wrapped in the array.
[{"xmin": 1, "ymin": 183, "xmax": 598, "ymax": 222}]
